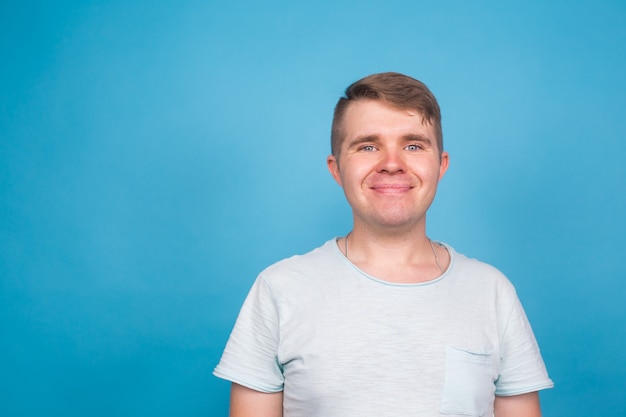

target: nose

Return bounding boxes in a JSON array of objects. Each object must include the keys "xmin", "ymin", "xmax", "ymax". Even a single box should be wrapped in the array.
[{"xmin": 376, "ymin": 148, "xmax": 406, "ymax": 174}]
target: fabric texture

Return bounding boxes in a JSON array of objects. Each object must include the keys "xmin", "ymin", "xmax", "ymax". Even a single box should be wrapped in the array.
[{"xmin": 214, "ymin": 239, "xmax": 553, "ymax": 417}]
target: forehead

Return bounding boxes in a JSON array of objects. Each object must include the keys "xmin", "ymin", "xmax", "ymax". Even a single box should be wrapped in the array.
[{"xmin": 341, "ymin": 100, "xmax": 435, "ymax": 142}]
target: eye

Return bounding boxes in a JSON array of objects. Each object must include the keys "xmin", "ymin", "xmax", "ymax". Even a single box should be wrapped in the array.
[
  {"xmin": 405, "ymin": 143, "xmax": 423, "ymax": 151},
  {"xmin": 359, "ymin": 145, "xmax": 377, "ymax": 152}
]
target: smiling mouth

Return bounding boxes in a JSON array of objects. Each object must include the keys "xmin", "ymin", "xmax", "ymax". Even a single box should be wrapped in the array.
[{"xmin": 371, "ymin": 184, "xmax": 413, "ymax": 193}]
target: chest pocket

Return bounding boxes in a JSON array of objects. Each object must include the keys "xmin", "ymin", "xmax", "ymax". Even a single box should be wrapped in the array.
[{"xmin": 440, "ymin": 345, "xmax": 495, "ymax": 416}]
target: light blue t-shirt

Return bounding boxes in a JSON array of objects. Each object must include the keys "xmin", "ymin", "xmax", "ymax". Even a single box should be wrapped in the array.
[{"xmin": 214, "ymin": 239, "xmax": 553, "ymax": 416}]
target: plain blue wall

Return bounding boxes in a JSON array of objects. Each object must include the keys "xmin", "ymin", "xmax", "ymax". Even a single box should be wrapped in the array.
[{"xmin": 2, "ymin": 1, "xmax": 625, "ymax": 415}]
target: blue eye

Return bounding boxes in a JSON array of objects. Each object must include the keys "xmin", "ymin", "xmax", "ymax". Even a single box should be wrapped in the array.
[
  {"xmin": 406, "ymin": 144, "xmax": 422, "ymax": 151},
  {"xmin": 360, "ymin": 145, "xmax": 377, "ymax": 152}
]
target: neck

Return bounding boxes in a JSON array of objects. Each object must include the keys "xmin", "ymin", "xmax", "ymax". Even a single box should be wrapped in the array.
[
  {"xmin": 350, "ymin": 217, "xmax": 428, "ymax": 249},
  {"xmin": 346, "ymin": 229, "xmax": 430, "ymax": 261},
  {"xmin": 341, "ymin": 226, "xmax": 448, "ymax": 284}
]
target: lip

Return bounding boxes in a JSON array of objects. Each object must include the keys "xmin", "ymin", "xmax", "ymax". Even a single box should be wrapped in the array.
[{"xmin": 370, "ymin": 184, "xmax": 413, "ymax": 193}]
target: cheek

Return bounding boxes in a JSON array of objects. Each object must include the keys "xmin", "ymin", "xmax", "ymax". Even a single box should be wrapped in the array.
[
  {"xmin": 416, "ymin": 160, "xmax": 444, "ymax": 179},
  {"xmin": 343, "ymin": 168, "xmax": 369, "ymax": 190}
]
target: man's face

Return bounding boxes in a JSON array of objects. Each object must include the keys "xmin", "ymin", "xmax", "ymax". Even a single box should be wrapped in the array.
[{"xmin": 327, "ymin": 100, "xmax": 449, "ymax": 232}]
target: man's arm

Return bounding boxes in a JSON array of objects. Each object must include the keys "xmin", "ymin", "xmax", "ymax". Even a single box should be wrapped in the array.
[
  {"xmin": 229, "ymin": 383, "xmax": 283, "ymax": 417},
  {"xmin": 494, "ymin": 391, "xmax": 542, "ymax": 417}
]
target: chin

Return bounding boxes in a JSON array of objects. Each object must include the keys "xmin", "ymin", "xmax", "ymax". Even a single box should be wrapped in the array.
[{"xmin": 372, "ymin": 215, "xmax": 420, "ymax": 229}]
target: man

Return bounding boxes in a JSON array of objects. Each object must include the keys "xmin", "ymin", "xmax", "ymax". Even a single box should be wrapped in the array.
[{"xmin": 214, "ymin": 72, "xmax": 553, "ymax": 416}]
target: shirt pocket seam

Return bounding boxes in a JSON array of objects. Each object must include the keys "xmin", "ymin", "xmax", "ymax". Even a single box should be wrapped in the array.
[{"xmin": 440, "ymin": 345, "xmax": 494, "ymax": 416}]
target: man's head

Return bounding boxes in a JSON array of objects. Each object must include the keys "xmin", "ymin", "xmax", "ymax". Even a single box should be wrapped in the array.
[{"xmin": 331, "ymin": 72, "xmax": 443, "ymax": 159}]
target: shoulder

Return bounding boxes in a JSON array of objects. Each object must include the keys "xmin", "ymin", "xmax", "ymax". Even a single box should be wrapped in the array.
[
  {"xmin": 257, "ymin": 239, "xmax": 343, "ymax": 290},
  {"xmin": 445, "ymin": 244, "xmax": 517, "ymax": 296},
  {"xmin": 263, "ymin": 238, "xmax": 339, "ymax": 273},
  {"xmin": 444, "ymin": 245, "xmax": 529, "ymax": 328}
]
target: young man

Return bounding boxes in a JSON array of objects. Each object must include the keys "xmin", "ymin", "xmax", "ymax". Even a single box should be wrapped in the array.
[{"xmin": 214, "ymin": 72, "xmax": 553, "ymax": 417}]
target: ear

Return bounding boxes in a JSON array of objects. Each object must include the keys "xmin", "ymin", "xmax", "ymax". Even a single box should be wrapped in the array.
[
  {"xmin": 327, "ymin": 154, "xmax": 343, "ymax": 186},
  {"xmin": 438, "ymin": 151, "xmax": 449, "ymax": 180}
]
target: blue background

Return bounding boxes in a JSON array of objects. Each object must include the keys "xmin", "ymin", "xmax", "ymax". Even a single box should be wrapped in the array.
[{"xmin": 2, "ymin": 1, "xmax": 625, "ymax": 415}]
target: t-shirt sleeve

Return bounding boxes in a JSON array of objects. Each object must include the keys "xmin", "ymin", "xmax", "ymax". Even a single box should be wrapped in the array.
[
  {"xmin": 213, "ymin": 275, "xmax": 284, "ymax": 392},
  {"xmin": 495, "ymin": 290, "xmax": 554, "ymax": 396}
]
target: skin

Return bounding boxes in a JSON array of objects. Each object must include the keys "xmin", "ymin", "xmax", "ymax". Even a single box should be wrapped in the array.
[
  {"xmin": 328, "ymin": 100, "xmax": 447, "ymax": 235},
  {"xmin": 230, "ymin": 383, "xmax": 282, "ymax": 417},
  {"xmin": 494, "ymin": 392, "xmax": 542, "ymax": 417},
  {"xmin": 229, "ymin": 99, "xmax": 542, "ymax": 416},
  {"xmin": 326, "ymin": 99, "xmax": 449, "ymax": 283}
]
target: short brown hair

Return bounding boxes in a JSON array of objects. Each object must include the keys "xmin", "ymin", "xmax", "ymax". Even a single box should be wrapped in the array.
[{"xmin": 331, "ymin": 72, "xmax": 443, "ymax": 157}]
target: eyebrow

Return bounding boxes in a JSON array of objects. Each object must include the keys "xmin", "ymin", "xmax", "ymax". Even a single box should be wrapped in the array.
[
  {"xmin": 400, "ymin": 134, "xmax": 434, "ymax": 146},
  {"xmin": 346, "ymin": 133, "xmax": 434, "ymax": 149},
  {"xmin": 346, "ymin": 134, "xmax": 381, "ymax": 149}
]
